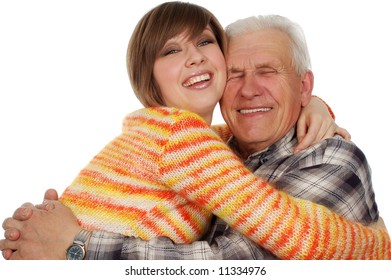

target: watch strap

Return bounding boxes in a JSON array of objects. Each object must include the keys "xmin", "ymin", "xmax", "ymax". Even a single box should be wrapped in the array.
[
  {"xmin": 74, "ymin": 229, "xmax": 91, "ymax": 245},
  {"xmin": 66, "ymin": 229, "xmax": 91, "ymax": 260}
]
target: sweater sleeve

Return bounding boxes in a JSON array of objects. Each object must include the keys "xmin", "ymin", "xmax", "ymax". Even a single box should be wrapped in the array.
[
  {"xmin": 159, "ymin": 111, "xmax": 390, "ymax": 260},
  {"xmin": 211, "ymin": 124, "xmax": 232, "ymax": 142}
]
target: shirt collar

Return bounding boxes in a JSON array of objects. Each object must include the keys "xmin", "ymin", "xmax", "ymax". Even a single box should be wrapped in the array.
[{"xmin": 228, "ymin": 127, "xmax": 298, "ymax": 170}]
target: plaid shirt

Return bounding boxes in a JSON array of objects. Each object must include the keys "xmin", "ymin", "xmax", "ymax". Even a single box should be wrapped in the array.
[
  {"xmin": 86, "ymin": 128, "xmax": 378, "ymax": 259},
  {"xmin": 86, "ymin": 216, "xmax": 273, "ymax": 260}
]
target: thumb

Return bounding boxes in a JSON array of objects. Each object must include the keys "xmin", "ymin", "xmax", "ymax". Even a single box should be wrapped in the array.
[{"xmin": 44, "ymin": 188, "xmax": 59, "ymax": 201}]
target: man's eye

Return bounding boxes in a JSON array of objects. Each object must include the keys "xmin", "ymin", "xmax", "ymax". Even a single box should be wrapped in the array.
[
  {"xmin": 227, "ymin": 73, "xmax": 242, "ymax": 81},
  {"xmin": 258, "ymin": 69, "xmax": 277, "ymax": 75}
]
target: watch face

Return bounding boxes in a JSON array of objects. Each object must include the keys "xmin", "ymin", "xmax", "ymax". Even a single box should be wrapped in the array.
[{"xmin": 66, "ymin": 244, "xmax": 85, "ymax": 260}]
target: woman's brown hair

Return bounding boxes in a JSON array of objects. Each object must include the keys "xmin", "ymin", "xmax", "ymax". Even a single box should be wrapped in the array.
[{"xmin": 126, "ymin": 1, "xmax": 227, "ymax": 107}]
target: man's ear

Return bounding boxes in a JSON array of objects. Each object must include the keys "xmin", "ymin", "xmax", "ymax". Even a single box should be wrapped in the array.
[{"xmin": 300, "ymin": 70, "xmax": 314, "ymax": 107}]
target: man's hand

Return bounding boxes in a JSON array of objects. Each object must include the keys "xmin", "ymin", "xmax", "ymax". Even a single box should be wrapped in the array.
[
  {"xmin": 43, "ymin": 188, "xmax": 59, "ymax": 200},
  {"xmin": 1, "ymin": 202, "xmax": 36, "ymax": 258},
  {"xmin": 1, "ymin": 188, "xmax": 60, "ymax": 259},
  {"xmin": 35, "ymin": 188, "xmax": 59, "ymax": 210},
  {"xmin": 1, "ymin": 189, "xmax": 81, "ymax": 260}
]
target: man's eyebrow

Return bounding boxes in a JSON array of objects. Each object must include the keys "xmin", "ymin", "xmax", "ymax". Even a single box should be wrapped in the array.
[
  {"xmin": 228, "ymin": 64, "xmax": 272, "ymax": 74},
  {"xmin": 227, "ymin": 67, "xmax": 243, "ymax": 73},
  {"xmin": 254, "ymin": 63, "xmax": 273, "ymax": 69}
]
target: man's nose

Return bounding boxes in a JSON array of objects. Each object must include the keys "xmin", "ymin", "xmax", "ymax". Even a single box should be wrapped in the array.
[{"xmin": 240, "ymin": 75, "xmax": 259, "ymax": 98}]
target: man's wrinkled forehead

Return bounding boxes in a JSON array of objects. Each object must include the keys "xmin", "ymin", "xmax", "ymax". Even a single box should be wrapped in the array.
[{"xmin": 226, "ymin": 29, "xmax": 292, "ymax": 71}]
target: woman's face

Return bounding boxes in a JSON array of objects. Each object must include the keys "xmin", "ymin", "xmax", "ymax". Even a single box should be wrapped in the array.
[{"xmin": 153, "ymin": 27, "xmax": 226, "ymax": 123}]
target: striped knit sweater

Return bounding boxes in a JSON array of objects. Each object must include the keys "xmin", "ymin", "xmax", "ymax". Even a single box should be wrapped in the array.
[{"xmin": 60, "ymin": 107, "xmax": 390, "ymax": 259}]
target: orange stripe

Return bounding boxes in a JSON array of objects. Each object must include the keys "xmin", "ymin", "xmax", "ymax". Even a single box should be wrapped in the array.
[
  {"xmin": 61, "ymin": 191, "xmax": 147, "ymax": 218},
  {"xmin": 273, "ymin": 198, "xmax": 302, "ymax": 259},
  {"xmin": 68, "ymin": 173, "xmax": 178, "ymax": 204}
]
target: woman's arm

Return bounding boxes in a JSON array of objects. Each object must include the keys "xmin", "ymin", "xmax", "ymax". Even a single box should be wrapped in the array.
[{"xmin": 161, "ymin": 110, "xmax": 390, "ymax": 260}]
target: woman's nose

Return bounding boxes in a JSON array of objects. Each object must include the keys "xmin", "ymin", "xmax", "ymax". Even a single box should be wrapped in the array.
[{"xmin": 185, "ymin": 46, "xmax": 206, "ymax": 67}]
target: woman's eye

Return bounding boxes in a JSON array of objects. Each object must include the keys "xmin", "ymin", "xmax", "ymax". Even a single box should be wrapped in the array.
[
  {"xmin": 163, "ymin": 49, "xmax": 179, "ymax": 56},
  {"xmin": 198, "ymin": 40, "xmax": 212, "ymax": 47}
]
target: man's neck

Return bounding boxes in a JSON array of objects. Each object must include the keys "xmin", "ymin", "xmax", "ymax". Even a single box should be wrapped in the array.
[{"xmin": 229, "ymin": 128, "xmax": 297, "ymax": 160}]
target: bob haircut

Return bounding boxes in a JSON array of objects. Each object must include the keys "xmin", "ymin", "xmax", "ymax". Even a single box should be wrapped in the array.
[{"xmin": 127, "ymin": 1, "xmax": 227, "ymax": 107}]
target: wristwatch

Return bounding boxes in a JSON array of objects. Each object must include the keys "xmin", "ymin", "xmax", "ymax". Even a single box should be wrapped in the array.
[{"xmin": 66, "ymin": 229, "xmax": 91, "ymax": 260}]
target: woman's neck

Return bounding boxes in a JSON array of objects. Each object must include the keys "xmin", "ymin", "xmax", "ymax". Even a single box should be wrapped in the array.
[{"xmin": 199, "ymin": 112, "xmax": 213, "ymax": 126}]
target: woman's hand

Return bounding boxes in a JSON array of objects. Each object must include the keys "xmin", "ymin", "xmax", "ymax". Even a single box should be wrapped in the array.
[
  {"xmin": 295, "ymin": 96, "xmax": 351, "ymax": 153},
  {"xmin": 0, "ymin": 189, "xmax": 80, "ymax": 260}
]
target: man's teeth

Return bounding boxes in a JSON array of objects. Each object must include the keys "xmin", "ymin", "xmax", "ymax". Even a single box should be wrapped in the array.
[
  {"xmin": 239, "ymin": 108, "xmax": 271, "ymax": 114},
  {"xmin": 183, "ymin": 74, "xmax": 210, "ymax": 87}
]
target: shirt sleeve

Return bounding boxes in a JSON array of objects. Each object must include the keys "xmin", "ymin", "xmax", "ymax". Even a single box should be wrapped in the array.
[
  {"xmin": 86, "ymin": 219, "xmax": 274, "ymax": 260},
  {"xmin": 270, "ymin": 138, "xmax": 378, "ymax": 225}
]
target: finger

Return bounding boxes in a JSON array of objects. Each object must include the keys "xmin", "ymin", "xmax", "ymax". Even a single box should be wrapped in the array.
[
  {"xmin": 36, "ymin": 200, "xmax": 55, "ymax": 211},
  {"xmin": 44, "ymin": 188, "xmax": 59, "ymax": 201},
  {"xmin": 3, "ymin": 217, "xmax": 23, "ymax": 231},
  {"xmin": 2, "ymin": 249, "xmax": 14, "ymax": 260},
  {"xmin": 295, "ymin": 116, "xmax": 307, "ymax": 144},
  {"xmin": 294, "ymin": 122, "xmax": 322, "ymax": 153},
  {"xmin": 322, "ymin": 122, "xmax": 337, "ymax": 140},
  {"xmin": 336, "ymin": 127, "xmax": 351, "ymax": 140},
  {"xmin": 2, "ymin": 217, "xmax": 11, "ymax": 230},
  {"xmin": 294, "ymin": 134, "xmax": 313, "ymax": 153},
  {"xmin": 1, "ymin": 217, "xmax": 21, "ymax": 231},
  {"xmin": 12, "ymin": 206, "xmax": 33, "ymax": 221},
  {"xmin": 21, "ymin": 202, "xmax": 35, "ymax": 208},
  {"xmin": 0, "ymin": 238, "xmax": 18, "ymax": 251},
  {"xmin": 8, "ymin": 250, "xmax": 22, "ymax": 260},
  {"xmin": 35, "ymin": 203, "xmax": 45, "ymax": 210},
  {"xmin": 322, "ymin": 123, "xmax": 352, "ymax": 141},
  {"xmin": 4, "ymin": 228, "xmax": 21, "ymax": 241},
  {"xmin": 0, "ymin": 239, "xmax": 5, "ymax": 250}
]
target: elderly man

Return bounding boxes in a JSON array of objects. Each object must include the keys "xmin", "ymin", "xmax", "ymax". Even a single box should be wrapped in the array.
[
  {"xmin": 221, "ymin": 15, "xmax": 377, "ymax": 225},
  {"xmin": 1, "ymin": 15, "xmax": 388, "ymax": 260}
]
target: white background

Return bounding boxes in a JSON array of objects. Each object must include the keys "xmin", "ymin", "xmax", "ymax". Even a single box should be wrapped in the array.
[{"xmin": 1, "ymin": 0, "xmax": 390, "ymax": 257}]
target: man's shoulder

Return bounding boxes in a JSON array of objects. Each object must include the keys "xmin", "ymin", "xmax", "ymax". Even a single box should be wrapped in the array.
[
  {"xmin": 299, "ymin": 136, "xmax": 368, "ymax": 168},
  {"xmin": 324, "ymin": 136, "xmax": 367, "ymax": 162}
]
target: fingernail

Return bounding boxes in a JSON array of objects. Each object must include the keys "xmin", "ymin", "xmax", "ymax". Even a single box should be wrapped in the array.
[
  {"xmin": 5, "ymin": 230, "xmax": 14, "ymax": 240},
  {"xmin": 45, "ymin": 202, "xmax": 55, "ymax": 210},
  {"xmin": 21, "ymin": 207, "xmax": 30, "ymax": 219}
]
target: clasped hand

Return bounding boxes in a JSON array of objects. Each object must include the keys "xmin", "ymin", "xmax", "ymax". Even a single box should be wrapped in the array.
[{"xmin": 0, "ymin": 189, "xmax": 81, "ymax": 260}]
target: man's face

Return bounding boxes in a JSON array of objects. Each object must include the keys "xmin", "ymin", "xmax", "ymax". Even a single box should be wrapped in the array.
[{"xmin": 220, "ymin": 29, "xmax": 312, "ymax": 158}]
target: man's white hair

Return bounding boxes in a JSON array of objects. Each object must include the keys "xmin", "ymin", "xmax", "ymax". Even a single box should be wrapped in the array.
[{"xmin": 225, "ymin": 15, "xmax": 311, "ymax": 75}]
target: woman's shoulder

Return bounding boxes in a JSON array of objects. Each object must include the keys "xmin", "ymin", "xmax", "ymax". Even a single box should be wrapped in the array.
[
  {"xmin": 126, "ymin": 106, "xmax": 203, "ymax": 120},
  {"xmin": 122, "ymin": 106, "xmax": 207, "ymax": 131}
]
